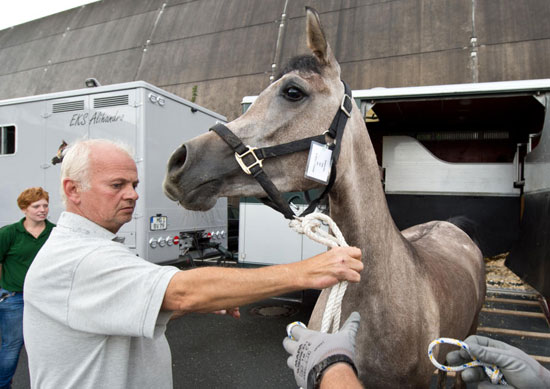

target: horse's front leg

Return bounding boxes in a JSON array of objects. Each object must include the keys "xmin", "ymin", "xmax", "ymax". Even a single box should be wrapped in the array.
[{"xmin": 307, "ymin": 289, "xmax": 330, "ymax": 331}]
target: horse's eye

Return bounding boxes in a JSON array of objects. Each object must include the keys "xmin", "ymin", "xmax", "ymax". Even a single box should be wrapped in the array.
[{"xmin": 282, "ymin": 87, "xmax": 305, "ymax": 102}]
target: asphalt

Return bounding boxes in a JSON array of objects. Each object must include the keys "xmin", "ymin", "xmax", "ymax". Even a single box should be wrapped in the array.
[{"xmin": 11, "ymin": 290, "xmax": 318, "ymax": 389}]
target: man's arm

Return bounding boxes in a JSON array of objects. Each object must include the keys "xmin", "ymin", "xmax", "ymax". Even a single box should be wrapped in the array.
[
  {"xmin": 161, "ymin": 246, "xmax": 362, "ymax": 314},
  {"xmin": 320, "ymin": 363, "xmax": 363, "ymax": 389}
]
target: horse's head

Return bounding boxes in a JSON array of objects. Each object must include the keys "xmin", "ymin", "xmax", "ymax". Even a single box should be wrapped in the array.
[{"xmin": 164, "ymin": 7, "xmax": 354, "ymax": 212}]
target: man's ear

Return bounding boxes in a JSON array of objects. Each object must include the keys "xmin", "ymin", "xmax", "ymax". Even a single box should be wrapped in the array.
[{"xmin": 63, "ymin": 178, "xmax": 81, "ymax": 205}]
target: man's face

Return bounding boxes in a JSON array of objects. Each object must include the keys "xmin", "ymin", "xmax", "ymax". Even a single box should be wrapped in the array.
[{"xmin": 78, "ymin": 146, "xmax": 139, "ymax": 233}]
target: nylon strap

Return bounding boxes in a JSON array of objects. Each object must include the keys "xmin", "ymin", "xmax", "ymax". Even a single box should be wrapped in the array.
[
  {"xmin": 209, "ymin": 81, "xmax": 353, "ymax": 220},
  {"xmin": 210, "ymin": 123, "xmax": 297, "ymax": 218}
]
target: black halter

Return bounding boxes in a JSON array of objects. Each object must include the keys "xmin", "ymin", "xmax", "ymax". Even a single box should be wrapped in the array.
[{"xmin": 210, "ymin": 81, "xmax": 353, "ymax": 220}]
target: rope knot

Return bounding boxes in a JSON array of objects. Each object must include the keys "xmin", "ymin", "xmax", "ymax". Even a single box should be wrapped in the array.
[
  {"xmin": 290, "ymin": 213, "xmax": 348, "ymax": 249},
  {"xmin": 289, "ymin": 212, "xmax": 350, "ymax": 333}
]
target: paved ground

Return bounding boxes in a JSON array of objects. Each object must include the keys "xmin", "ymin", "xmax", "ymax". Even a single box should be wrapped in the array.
[
  {"xmin": 12, "ymin": 291, "xmax": 318, "ymax": 389},
  {"xmin": 9, "ymin": 258, "xmax": 550, "ymax": 388}
]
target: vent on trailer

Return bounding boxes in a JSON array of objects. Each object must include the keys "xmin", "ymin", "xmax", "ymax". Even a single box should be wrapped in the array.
[
  {"xmin": 94, "ymin": 95, "xmax": 129, "ymax": 108},
  {"xmin": 52, "ymin": 100, "xmax": 85, "ymax": 113}
]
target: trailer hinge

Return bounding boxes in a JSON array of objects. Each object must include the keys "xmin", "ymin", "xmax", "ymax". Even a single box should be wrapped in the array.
[
  {"xmin": 41, "ymin": 112, "xmax": 52, "ymax": 119},
  {"xmin": 40, "ymin": 163, "xmax": 51, "ymax": 169},
  {"xmin": 133, "ymin": 213, "xmax": 142, "ymax": 219}
]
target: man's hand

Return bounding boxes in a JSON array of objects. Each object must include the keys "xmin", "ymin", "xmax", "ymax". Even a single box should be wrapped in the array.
[
  {"xmin": 296, "ymin": 246, "xmax": 363, "ymax": 290},
  {"xmin": 446, "ymin": 335, "xmax": 550, "ymax": 389},
  {"xmin": 212, "ymin": 307, "xmax": 240, "ymax": 319},
  {"xmin": 283, "ymin": 312, "xmax": 361, "ymax": 389}
]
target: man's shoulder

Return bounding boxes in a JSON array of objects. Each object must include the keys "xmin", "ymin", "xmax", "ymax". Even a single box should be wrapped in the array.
[
  {"xmin": 57, "ymin": 212, "xmax": 115, "ymax": 240},
  {"xmin": 44, "ymin": 227, "xmax": 124, "ymax": 256}
]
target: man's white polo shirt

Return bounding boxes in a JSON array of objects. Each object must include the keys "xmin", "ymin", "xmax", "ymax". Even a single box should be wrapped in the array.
[{"xmin": 24, "ymin": 212, "xmax": 179, "ymax": 389}]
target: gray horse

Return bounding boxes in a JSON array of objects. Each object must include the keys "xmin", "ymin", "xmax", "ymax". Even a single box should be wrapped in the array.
[{"xmin": 163, "ymin": 7, "xmax": 485, "ymax": 388}]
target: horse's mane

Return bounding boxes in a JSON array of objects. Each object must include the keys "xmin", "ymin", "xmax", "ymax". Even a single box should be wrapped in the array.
[{"xmin": 275, "ymin": 55, "xmax": 321, "ymax": 80}]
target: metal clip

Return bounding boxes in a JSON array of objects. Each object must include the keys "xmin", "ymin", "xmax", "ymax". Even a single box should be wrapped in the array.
[
  {"xmin": 340, "ymin": 93, "xmax": 353, "ymax": 118},
  {"xmin": 235, "ymin": 146, "xmax": 263, "ymax": 175}
]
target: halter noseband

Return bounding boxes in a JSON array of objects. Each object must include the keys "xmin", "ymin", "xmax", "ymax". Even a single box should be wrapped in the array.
[{"xmin": 210, "ymin": 81, "xmax": 353, "ymax": 220}]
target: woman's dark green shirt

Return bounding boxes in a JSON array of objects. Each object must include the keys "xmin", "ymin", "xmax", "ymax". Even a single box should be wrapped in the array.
[{"xmin": 0, "ymin": 218, "xmax": 55, "ymax": 292}]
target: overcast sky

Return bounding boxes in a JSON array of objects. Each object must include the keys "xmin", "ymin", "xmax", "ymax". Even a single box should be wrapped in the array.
[{"xmin": 0, "ymin": 0, "xmax": 98, "ymax": 31}]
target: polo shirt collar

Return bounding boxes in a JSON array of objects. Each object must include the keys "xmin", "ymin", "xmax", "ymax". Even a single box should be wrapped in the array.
[
  {"xmin": 57, "ymin": 212, "xmax": 116, "ymax": 240},
  {"xmin": 15, "ymin": 218, "xmax": 26, "ymax": 233},
  {"xmin": 14, "ymin": 217, "xmax": 54, "ymax": 235}
]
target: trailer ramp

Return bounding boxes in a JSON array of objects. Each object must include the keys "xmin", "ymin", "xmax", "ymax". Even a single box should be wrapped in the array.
[{"xmin": 479, "ymin": 287, "xmax": 550, "ymax": 369}]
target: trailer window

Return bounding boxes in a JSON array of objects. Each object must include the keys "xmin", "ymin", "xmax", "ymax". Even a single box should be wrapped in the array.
[{"xmin": 0, "ymin": 126, "xmax": 15, "ymax": 155}]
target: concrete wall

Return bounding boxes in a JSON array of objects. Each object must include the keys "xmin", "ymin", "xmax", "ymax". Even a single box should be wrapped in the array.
[{"xmin": 1, "ymin": 0, "xmax": 550, "ymax": 120}]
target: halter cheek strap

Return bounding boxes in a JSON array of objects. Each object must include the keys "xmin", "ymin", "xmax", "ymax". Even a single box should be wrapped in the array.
[{"xmin": 210, "ymin": 81, "xmax": 353, "ymax": 220}]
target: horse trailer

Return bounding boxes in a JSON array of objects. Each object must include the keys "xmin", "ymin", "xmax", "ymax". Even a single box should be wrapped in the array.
[
  {"xmin": 0, "ymin": 81, "xmax": 228, "ymax": 265},
  {"xmin": 241, "ymin": 79, "xmax": 550, "ymax": 301}
]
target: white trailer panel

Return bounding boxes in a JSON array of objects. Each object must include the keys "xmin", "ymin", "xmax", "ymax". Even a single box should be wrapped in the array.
[{"xmin": 0, "ymin": 81, "xmax": 228, "ymax": 265}]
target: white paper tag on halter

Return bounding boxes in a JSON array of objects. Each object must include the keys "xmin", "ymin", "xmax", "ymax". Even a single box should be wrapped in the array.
[{"xmin": 305, "ymin": 141, "xmax": 332, "ymax": 184}]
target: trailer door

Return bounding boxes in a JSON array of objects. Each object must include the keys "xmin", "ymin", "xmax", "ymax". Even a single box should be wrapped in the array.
[
  {"xmin": 0, "ymin": 101, "xmax": 47, "ymax": 226},
  {"xmin": 44, "ymin": 97, "xmax": 90, "ymax": 221}
]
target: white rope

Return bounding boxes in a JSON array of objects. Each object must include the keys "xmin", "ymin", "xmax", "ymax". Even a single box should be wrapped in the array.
[
  {"xmin": 289, "ymin": 212, "xmax": 349, "ymax": 333},
  {"xmin": 290, "ymin": 215, "xmax": 506, "ymax": 384}
]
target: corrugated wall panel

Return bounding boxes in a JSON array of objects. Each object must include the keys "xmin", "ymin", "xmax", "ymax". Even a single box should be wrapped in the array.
[
  {"xmin": 0, "ymin": 35, "xmax": 60, "ymax": 76},
  {"xmin": 0, "ymin": 68, "xmax": 46, "ymax": 99},
  {"xmin": 340, "ymin": 48, "xmax": 471, "ymax": 88},
  {"xmin": 162, "ymin": 73, "xmax": 269, "ymax": 117},
  {"xmin": 35, "ymin": 49, "xmax": 145, "ymax": 95},
  {"xmin": 476, "ymin": 0, "xmax": 550, "ymax": 45},
  {"xmin": 478, "ymin": 41, "xmax": 550, "ymax": 82},
  {"xmin": 66, "ymin": 0, "xmax": 163, "ymax": 30},
  {"xmin": 139, "ymin": 22, "xmax": 276, "ymax": 85},
  {"xmin": 154, "ymin": 0, "xmax": 285, "ymax": 42},
  {"xmin": 0, "ymin": 8, "xmax": 79, "ymax": 48},
  {"xmin": 51, "ymin": 11, "xmax": 157, "ymax": 64},
  {"xmin": 1, "ymin": 0, "xmax": 550, "ymax": 120}
]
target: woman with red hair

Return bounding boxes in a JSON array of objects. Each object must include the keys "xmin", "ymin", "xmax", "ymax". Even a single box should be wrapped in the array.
[{"xmin": 0, "ymin": 187, "xmax": 55, "ymax": 388}]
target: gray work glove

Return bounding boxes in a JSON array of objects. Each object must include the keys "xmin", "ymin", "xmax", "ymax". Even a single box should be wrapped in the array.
[
  {"xmin": 283, "ymin": 312, "xmax": 360, "ymax": 389},
  {"xmin": 446, "ymin": 335, "xmax": 550, "ymax": 388}
]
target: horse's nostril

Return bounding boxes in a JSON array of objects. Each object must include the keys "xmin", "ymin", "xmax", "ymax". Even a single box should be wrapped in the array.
[{"xmin": 168, "ymin": 145, "xmax": 187, "ymax": 173}]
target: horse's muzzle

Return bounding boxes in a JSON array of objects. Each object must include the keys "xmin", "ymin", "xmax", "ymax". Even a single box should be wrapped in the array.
[
  {"xmin": 163, "ymin": 144, "xmax": 188, "ymax": 200},
  {"xmin": 167, "ymin": 144, "xmax": 187, "ymax": 175}
]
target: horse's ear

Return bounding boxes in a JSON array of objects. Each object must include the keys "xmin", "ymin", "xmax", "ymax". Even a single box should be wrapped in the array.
[{"xmin": 306, "ymin": 7, "xmax": 338, "ymax": 69}]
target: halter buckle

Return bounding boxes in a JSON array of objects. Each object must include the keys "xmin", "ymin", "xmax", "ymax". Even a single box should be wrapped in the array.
[
  {"xmin": 235, "ymin": 146, "xmax": 263, "ymax": 175},
  {"xmin": 340, "ymin": 93, "xmax": 353, "ymax": 118}
]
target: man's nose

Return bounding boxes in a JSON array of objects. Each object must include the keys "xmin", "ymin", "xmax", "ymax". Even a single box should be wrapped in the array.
[{"xmin": 126, "ymin": 186, "xmax": 139, "ymax": 201}]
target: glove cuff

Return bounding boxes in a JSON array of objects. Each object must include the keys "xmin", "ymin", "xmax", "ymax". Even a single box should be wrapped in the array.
[{"xmin": 307, "ymin": 354, "xmax": 358, "ymax": 389}]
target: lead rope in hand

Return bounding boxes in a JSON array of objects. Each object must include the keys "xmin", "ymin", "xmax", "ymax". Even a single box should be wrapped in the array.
[
  {"xmin": 289, "ymin": 212, "xmax": 349, "ymax": 333},
  {"xmin": 290, "ymin": 216, "xmax": 506, "ymax": 385},
  {"xmin": 428, "ymin": 338, "xmax": 507, "ymax": 385}
]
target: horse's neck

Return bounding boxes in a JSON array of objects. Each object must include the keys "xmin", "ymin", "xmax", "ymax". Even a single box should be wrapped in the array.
[{"xmin": 328, "ymin": 129, "xmax": 404, "ymax": 268}]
